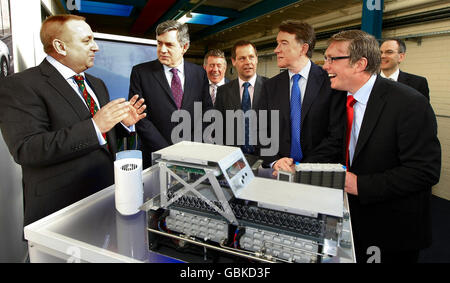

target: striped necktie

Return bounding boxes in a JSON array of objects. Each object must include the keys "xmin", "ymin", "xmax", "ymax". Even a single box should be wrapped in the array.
[
  {"xmin": 73, "ymin": 75, "xmax": 106, "ymax": 141},
  {"xmin": 211, "ymin": 84, "xmax": 217, "ymax": 105},
  {"xmin": 170, "ymin": 68, "xmax": 183, "ymax": 109}
]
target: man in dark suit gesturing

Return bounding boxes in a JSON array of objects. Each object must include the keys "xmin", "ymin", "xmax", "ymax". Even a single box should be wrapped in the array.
[
  {"xmin": 0, "ymin": 15, "xmax": 146, "ymax": 225},
  {"xmin": 255, "ymin": 20, "xmax": 346, "ymax": 176},
  {"xmin": 129, "ymin": 20, "xmax": 213, "ymax": 168},
  {"xmin": 380, "ymin": 38, "xmax": 430, "ymax": 100},
  {"xmin": 323, "ymin": 30, "xmax": 441, "ymax": 263},
  {"xmin": 215, "ymin": 40, "xmax": 267, "ymax": 156}
]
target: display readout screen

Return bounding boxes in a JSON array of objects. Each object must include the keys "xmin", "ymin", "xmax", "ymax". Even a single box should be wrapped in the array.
[{"xmin": 226, "ymin": 158, "xmax": 246, "ymax": 179}]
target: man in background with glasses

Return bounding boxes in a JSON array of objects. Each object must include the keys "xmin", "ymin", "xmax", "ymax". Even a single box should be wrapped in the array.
[
  {"xmin": 323, "ymin": 30, "xmax": 440, "ymax": 263},
  {"xmin": 380, "ymin": 38, "xmax": 429, "ymax": 100},
  {"xmin": 255, "ymin": 20, "xmax": 346, "ymax": 176}
]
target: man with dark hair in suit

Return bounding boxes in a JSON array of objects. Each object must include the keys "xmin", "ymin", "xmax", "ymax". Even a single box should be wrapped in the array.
[
  {"xmin": 255, "ymin": 20, "xmax": 346, "ymax": 176},
  {"xmin": 215, "ymin": 40, "xmax": 267, "ymax": 156},
  {"xmin": 0, "ymin": 15, "xmax": 146, "ymax": 225},
  {"xmin": 203, "ymin": 49, "xmax": 228, "ymax": 105},
  {"xmin": 324, "ymin": 30, "xmax": 441, "ymax": 263},
  {"xmin": 380, "ymin": 38, "xmax": 430, "ymax": 100},
  {"xmin": 129, "ymin": 20, "xmax": 213, "ymax": 168}
]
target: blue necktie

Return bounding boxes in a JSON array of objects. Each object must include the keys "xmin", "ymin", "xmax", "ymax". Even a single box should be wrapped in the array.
[
  {"xmin": 290, "ymin": 74, "xmax": 303, "ymax": 162},
  {"xmin": 242, "ymin": 82, "xmax": 253, "ymax": 154}
]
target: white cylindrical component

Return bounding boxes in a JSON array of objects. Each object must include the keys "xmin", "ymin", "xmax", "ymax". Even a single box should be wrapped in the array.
[{"xmin": 114, "ymin": 157, "xmax": 143, "ymax": 216}]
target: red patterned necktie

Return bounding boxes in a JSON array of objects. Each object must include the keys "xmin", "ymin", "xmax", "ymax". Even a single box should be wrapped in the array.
[
  {"xmin": 170, "ymin": 68, "xmax": 183, "ymax": 109},
  {"xmin": 346, "ymin": 95, "xmax": 357, "ymax": 168},
  {"xmin": 73, "ymin": 75, "xmax": 107, "ymax": 141}
]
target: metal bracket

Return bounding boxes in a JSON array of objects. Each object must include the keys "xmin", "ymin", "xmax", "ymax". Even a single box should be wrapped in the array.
[{"xmin": 158, "ymin": 161, "xmax": 238, "ymax": 225}]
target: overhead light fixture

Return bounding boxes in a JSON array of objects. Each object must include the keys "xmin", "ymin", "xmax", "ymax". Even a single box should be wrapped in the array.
[{"xmin": 177, "ymin": 12, "xmax": 227, "ymax": 26}]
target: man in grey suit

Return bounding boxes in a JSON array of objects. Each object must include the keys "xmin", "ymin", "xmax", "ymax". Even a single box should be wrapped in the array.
[
  {"xmin": 0, "ymin": 15, "xmax": 146, "ymax": 225},
  {"xmin": 380, "ymin": 38, "xmax": 430, "ymax": 100},
  {"xmin": 214, "ymin": 40, "xmax": 268, "ymax": 156}
]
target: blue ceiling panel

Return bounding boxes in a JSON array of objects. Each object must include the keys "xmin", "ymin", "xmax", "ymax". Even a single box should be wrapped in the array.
[
  {"xmin": 79, "ymin": 1, "xmax": 134, "ymax": 17},
  {"xmin": 186, "ymin": 13, "xmax": 228, "ymax": 26}
]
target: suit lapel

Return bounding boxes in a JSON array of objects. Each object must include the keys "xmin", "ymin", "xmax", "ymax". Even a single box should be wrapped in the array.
[
  {"xmin": 279, "ymin": 71, "xmax": 291, "ymax": 125},
  {"xmin": 40, "ymin": 60, "xmax": 91, "ymax": 121},
  {"xmin": 353, "ymin": 76, "xmax": 388, "ymax": 163},
  {"xmin": 182, "ymin": 62, "xmax": 193, "ymax": 109},
  {"xmin": 85, "ymin": 73, "xmax": 108, "ymax": 107},
  {"xmin": 151, "ymin": 61, "xmax": 176, "ymax": 106},
  {"xmin": 40, "ymin": 60, "xmax": 114, "ymax": 155},
  {"xmin": 230, "ymin": 79, "xmax": 241, "ymax": 110},
  {"xmin": 84, "ymin": 73, "xmax": 116, "ymax": 153},
  {"xmin": 252, "ymin": 75, "xmax": 264, "ymax": 109},
  {"xmin": 301, "ymin": 62, "xmax": 322, "ymax": 124},
  {"xmin": 397, "ymin": 70, "xmax": 407, "ymax": 84}
]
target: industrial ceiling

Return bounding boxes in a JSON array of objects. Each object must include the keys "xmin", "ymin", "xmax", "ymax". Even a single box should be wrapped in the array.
[{"xmin": 60, "ymin": 0, "xmax": 450, "ymax": 59}]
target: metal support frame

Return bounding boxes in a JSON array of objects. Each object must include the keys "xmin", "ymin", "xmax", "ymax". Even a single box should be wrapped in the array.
[{"xmin": 158, "ymin": 161, "xmax": 238, "ymax": 225}]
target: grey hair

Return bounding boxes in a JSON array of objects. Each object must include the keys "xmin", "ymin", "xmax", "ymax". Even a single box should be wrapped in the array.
[
  {"xmin": 203, "ymin": 49, "xmax": 226, "ymax": 66},
  {"xmin": 156, "ymin": 20, "xmax": 190, "ymax": 49}
]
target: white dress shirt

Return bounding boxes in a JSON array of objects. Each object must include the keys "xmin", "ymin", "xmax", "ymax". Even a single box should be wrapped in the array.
[
  {"xmin": 163, "ymin": 59, "xmax": 185, "ymax": 92},
  {"xmin": 46, "ymin": 56, "xmax": 133, "ymax": 146},
  {"xmin": 238, "ymin": 74, "xmax": 257, "ymax": 104},
  {"xmin": 46, "ymin": 56, "xmax": 107, "ymax": 145},
  {"xmin": 288, "ymin": 59, "xmax": 311, "ymax": 102},
  {"xmin": 348, "ymin": 74, "xmax": 377, "ymax": 166},
  {"xmin": 380, "ymin": 68, "xmax": 400, "ymax": 81}
]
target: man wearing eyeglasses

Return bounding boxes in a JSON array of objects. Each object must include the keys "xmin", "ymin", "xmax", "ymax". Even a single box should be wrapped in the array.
[
  {"xmin": 323, "ymin": 30, "xmax": 441, "ymax": 263},
  {"xmin": 255, "ymin": 20, "xmax": 346, "ymax": 176},
  {"xmin": 380, "ymin": 38, "xmax": 429, "ymax": 100}
]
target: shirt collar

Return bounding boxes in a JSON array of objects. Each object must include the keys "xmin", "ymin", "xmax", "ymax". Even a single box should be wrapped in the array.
[
  {"xmin": 46, "ymin": 55, "xmax": 84, "ymax": 80},
  {"xmin": 209, "ymin": 77, "xmax": 225, "ymax": 86},
  {"xmin": 238, "ymin": 73, "xmax": 257, "ymax": 88},
  {"xmin": 163, "ymin": 58, "xmax": 185, "ymax": 76},
  {"xmin": 380, "ymin": 68, "xmax": 400, "ymax": 81},
  {"xmin": 349, "ymin": 74, "xmax": 377, "ymax": 105},
  {"xmin": 288, "ymin": 59, "xmax": 311, "ymax": 81}
]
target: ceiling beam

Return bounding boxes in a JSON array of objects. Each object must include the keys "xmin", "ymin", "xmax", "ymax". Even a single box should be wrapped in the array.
[
  {"xmin": 149, "ymin": 0, "xmax": 191, "ymax": 32},
  {"xmin": 82, "ymin": 0, "xmax": 148, "ymax": 7},
  {"xmin": 130, "ymin": 0, "xmax": 177, "ymax": 35},
  {"xmin": 193, "ymin": 5, "xmax": 240, "ymax": 18},
  {"xmin": 191, "ymin": 0, "xmax": 304, "ymax": 42}
]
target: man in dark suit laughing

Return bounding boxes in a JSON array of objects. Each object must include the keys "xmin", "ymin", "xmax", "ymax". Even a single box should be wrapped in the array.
[{"xmin": 323, "ymin": 30, "xmax": 441, "ymax": 263}]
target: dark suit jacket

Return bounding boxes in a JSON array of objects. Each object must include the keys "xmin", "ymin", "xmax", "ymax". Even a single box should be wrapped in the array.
[
  {"xmin": 346, "ymin": 76, "xmax": 440, "ymax": 259},
  {"xmin": 0, "ymin": 59, "xmax": 123, "ymax": 225},
  {"xmin": 398, "ymin": 70, "xmax": 429, "ymax": 100},
  {"xmin": 129, "ymin": 59, "xmax": 213, "ymax": 168},
  {"xmin": 214, "ymin": 75, "xmax": 268, "ymax": 147},
  {"xmin": 254, "ymin": 62, "xmax": 346, "ymax": 166}
]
